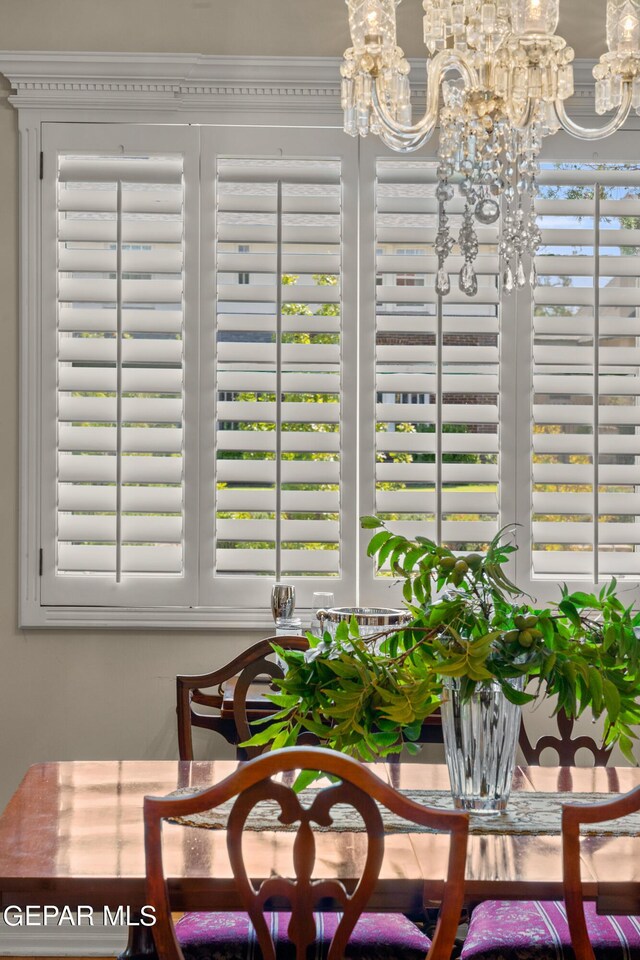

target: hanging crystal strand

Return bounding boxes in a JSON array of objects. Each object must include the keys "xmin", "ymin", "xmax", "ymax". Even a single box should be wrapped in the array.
[
  {"xmin": 518, "ymin": 116, "xmax": 543, "ymax": 289},
  {"xmin": 459, "ymin": 199, "xmax": 479, "ymax": 296},
  {"xmin": 499, "ymin": 127, "xmax": 517, "ymax": 292},
  {"xmin": 525, "ymin": 169, "xmax": 541, "ymax": 288},
  {"xmin": 435, "ymin": 176, "xmax": 454, "ymax": 296}
]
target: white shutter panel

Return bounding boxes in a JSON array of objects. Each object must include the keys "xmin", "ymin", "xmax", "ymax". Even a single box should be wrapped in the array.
[
  {"xmin": 41, "ymin": 125, "xmax": 198, "ymax": 607},
  {"xmin": 533, "ymin": 160, "xmax": 640, "ymax": 580},
  {"xmin": 374, "ymin": 159, "xmax": 500, "ymax": 549},
  {"xmin": 214, "ymin": 157, "xmax": 344, "ymax": 582}
]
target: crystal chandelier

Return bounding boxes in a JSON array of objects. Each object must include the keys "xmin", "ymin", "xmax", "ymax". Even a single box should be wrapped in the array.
[{"xmin": 341, "ymin": 0, "xmax": 640, "ymax": 295}]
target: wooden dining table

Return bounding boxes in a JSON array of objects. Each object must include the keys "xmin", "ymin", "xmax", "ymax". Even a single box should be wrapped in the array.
[{"xmin": 0, "ymin": 760, "xmax": 638, "ymax": 959}]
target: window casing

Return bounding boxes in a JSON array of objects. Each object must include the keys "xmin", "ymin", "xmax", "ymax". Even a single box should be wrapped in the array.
[{"xmin": 16, "ymin": 68, "xmax": 640, "ymax": 625}]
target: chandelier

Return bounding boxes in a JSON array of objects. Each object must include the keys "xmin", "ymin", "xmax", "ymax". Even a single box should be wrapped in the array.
[{"xmin": 341, "ymin": 0, "xmax": 640, "ymax": 296}]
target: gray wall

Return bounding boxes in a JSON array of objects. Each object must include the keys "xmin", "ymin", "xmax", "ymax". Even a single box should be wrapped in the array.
[{"xmin": 0, "ymin": 0, "xmax": 624, "ymax": 812}]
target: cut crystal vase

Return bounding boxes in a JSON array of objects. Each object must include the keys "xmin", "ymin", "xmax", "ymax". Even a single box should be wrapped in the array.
[{"xmin": 441, "ymin": 677, "xmax": 524, "ymax": 814}]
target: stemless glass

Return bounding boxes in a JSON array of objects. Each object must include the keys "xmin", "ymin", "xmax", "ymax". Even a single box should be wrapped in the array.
[
  {"xmin": 271, "ymin": 583, "xmax": 296, "ymax": 624},
  {"xmin": 310, "ymin": 592, "xmax": 336, "ymax": 637}
]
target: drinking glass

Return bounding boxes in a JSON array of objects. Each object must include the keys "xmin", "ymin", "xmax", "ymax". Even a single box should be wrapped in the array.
[
  {"xmin": 271, "ymin": 583, "xmax": 296, "ymax": 623},
  {"xmin": 310, "ymin": 591, "xmax": 335, "ymax": 637}
]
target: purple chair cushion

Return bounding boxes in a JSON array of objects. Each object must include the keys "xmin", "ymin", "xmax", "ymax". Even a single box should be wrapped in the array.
[
  {"xmin": 176, "ymin": 910, "xmax": 431, "ymax": 960},
  {"xmin": 462, "ymin": 900, "xmax": 640, "ymax": 960}
]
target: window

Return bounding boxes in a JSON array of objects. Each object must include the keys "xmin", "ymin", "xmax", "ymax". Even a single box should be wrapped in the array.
[
  {"xmin": 532, "ymin": 156, "xmax": 640, "ymax": 581},
  {"xmin": 26, "ymin": 117, "xmax": 640, "ymax": 625},
  {"xmin": 373, "ymin": 159, "xmax": 500, "ymax": 558},
  {"xmin": 35, "ymin": 123, "xmax": 357, "ymax": 621},
  {"xmin": 40, "ymin": 125, "xmax": 199, "ymax": 609},
  {"xmin": 214, "ymin": 156, "xmax": 344, "ymax": 582}
]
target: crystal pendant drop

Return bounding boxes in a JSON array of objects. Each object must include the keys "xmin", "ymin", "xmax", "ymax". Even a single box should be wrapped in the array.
[
  {"xmin": 475, "ymin": 197, "xmax": 500, "ymax": 225},
  {"xmin": 436, "ymin": 181, "xmax": 455, "ymax": 202},
  {"xmin": 459, "ymin": 262, "xmax": 478, "ymax": 297},
  {"xmin": 436, "ymin": 267, "xmax": 451, "ymax": 297},
  {"xmin": 516, "ymin": 260, "xmax": 526, "ymax": 287},
  {"xmin": 530, "ymin": 263, "xmax": 538, "ymax": 288},
  {"xmin": 503, "ymin": 266, "xmax": 514, "ymax": 293}
]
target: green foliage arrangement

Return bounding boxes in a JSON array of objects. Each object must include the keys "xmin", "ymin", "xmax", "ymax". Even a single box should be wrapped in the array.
[{"xmin": 245, "ymin": 519, "xmax": 640, "ymax": 772}]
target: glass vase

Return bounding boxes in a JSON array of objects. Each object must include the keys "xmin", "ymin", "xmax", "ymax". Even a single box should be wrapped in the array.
[{"xmin": 440, "ymin": 677, "xmax": 524, "ymax": 814}]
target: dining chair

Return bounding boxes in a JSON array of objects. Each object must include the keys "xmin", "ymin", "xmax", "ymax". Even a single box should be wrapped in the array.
[
  {"xmin": 519, "ymin": 707, "xmax": 613, "ymax": 767},
  {"xmin": 461, "ymin": 785, "xmax": 640, "ymax": 960},
  {"xmin": 177, "ymin": 636, "xmax": 310, "ymax": 761},
  {"xmin": 145, "ymin": 746, "xmax": 469, "ymax": 960}
]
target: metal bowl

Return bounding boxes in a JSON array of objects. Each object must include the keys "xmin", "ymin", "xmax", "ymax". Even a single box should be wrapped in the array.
[{"xmin": 315, "ymin": 606, "xmax": 412, "ymax": 627}]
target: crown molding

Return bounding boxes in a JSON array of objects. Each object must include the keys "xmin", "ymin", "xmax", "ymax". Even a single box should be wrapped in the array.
[
  {"xmin": 0, "ymin": 51, "xmax": 602, "ymax": 117},
  {"xmin": 0, "ymin": 52, "xmax": 343, "ymax": 117}
]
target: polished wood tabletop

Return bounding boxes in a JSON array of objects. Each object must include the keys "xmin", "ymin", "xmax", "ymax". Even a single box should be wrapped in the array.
[{"xmin": 0, "ymin": 761, "xmax": 638, "ymax": 914}]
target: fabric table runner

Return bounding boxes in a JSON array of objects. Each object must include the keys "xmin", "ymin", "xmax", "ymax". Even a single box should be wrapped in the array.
[{"xmin": 167, "ymin": 786, "xmax": 640, "ymax": 837}]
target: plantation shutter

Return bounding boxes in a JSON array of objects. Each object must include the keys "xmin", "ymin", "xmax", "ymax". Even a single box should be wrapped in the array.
[
  {"xmin": 40, "ymin": 125, "xmax": 199, "ymax": 607},
  {"xmin": 374, "ymin": 159, "xmax": 501, "ymax": 552},
  {"xmin": 206, "ymin": 128, "xmax": 358, "ymax": 608},
  {"xmin": 533, "ymin": 159, "xmax": 640, "ymax": 580}
]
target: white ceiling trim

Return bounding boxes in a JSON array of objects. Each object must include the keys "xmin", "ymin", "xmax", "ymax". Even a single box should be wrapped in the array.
[{"xmin": 0, "ymin": 51, "xmax": 601, "ymax": 118}]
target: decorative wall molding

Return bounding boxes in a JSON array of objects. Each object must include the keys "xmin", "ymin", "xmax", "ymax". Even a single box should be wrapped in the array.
[
  {"xmin": 0, "ymin": 51, "xmax": 604, "ymax": 120},
  {"xmin": 0, "ymin": 53, "xmax": 343, "ymax": 118}
]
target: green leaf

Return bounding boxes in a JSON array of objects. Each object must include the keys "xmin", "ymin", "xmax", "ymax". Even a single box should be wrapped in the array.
[
  {"xmin": 402, "ymin": 578, "xmax": 414, "ymax": 604},
  {"xmin": 376, "ymin": 535, "xmax": 405, "ymax": 570},
  {"xmin": 414, "ymin": 574, "xmax": 429, "ymax": 604},
  {"xmin": 602, "ymin": 678, "xmax": 621, "ymax": 723},
  {"xmin": 588, "ymin": 667, "xmax": 604, "ymax": 714},
  {"xmin": 240, "ymin": 720, "xmax": 287, "ymax": 748},
  {"xmin": 272, "ymin": 728, "xmax": 291, "ymax": 750},
  {"xmin": 361, "ymin": 515, "xmax": 384, "ymax": 529},
  {"xmin": 323, "ymin": 658, "xmax": 358, "ymax": 678},
  {"xmin": 558, "ymin": 599, "xmax": 581, "ymax": 629},
  {"xmin": 568, "ymin": 592, "xmax": 599, "ymax": 607},
  {"xmin": 371, "ymin": 730, "xmax": 401, "ymax": 748},
  {"xmin": 293, "ymin": 769, "xmax": 323, "ymax": 792},
  {"xmin": 300, "ymin": 718, "xmax": 330, "ymax": 737},
  {"xmin": 403, "ymin": 722, "xmax": 422, "ymax": 741},
  {"xmin": 403, "ymin": 547, "xmax": 428, "ymax": 573},
  {"xmin": 501, "ymin": 683, "xmax": 536, "ymax": 706},
  {"xmin": 619, "ymin": 734, "xmax": 637, "ymax": 766},
  {"xmin": 366, "ymin": 530, "xmax": 391, "ymax": 558}
]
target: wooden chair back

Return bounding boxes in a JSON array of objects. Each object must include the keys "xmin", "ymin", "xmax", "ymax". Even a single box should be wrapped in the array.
[
  {"xmin": 562, "ymin": 784, "xmax": 640, "ymax": 960},
  {"xmin": 145, "ymin": 746, "xmax": 469, "ymax": 960},
  {"xmin": 177, "ymin": 636, "xmax": 309, "ymax": 760},
  {"xmin": 519, "ymin": 708, "xmax": 612, "ymax": 767}
]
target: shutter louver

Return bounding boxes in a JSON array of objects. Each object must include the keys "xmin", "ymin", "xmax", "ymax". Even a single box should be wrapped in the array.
[
  {"xmin": 375, "ymin": 160, "xmax": 500, "ymax": 550},
  {"xmin": 215, "ymin": 158, "xmax": 343, "ymax": 578},
  {"xmin": 56, "ymin": 153, "xmax": 185, "ymax": 578},
  {"xmin": 533, "ymin": 161, "xmax": 640, "ymax": 579}
]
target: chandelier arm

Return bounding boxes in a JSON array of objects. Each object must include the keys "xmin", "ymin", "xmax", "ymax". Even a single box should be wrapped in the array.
[
  {"xmin": 554, "ymin": 86, "xmax": 633, "ymax": 140},
  {"xmin": 377, "ymin": 125, "xmax": 436, "ymax": 153},
  {"xmin": 370, "ymin": 49, "xmax": 479, "ymax": 141},
  {"xmin": 505, "ymin": 97, "xmax": 537, "ymax": 131}
]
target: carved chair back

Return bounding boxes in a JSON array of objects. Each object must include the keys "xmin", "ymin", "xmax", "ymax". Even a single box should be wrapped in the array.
[
  {"xmin": 177, "ymin": 636, "xmax": 309, "ymax": 760},
  {"xmin": 519, "ymin": 708, "xmax": 613, "ymax": 767},
  {"xmin": 145, "ymin": 746, "xmax": 469, "ymax": 960},
  {"xmin": 562, "ymin": 784, "xmax": 640, "ymax": 960}
]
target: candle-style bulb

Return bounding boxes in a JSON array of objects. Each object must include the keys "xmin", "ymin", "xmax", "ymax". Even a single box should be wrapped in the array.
[
  {"xmin": 346, "ymin": 0, "xmax": 401, "ymax": 52},
  {"xmin": 511, "ymin": 0, "xmax": 559, "ymax": 34},
  {"xmin": 607, "ymin": 0, "xmax": 640, "ymax": 53}
]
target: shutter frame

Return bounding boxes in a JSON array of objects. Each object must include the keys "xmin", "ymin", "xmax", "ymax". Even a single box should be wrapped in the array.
[
  {"xmin": 39, "ymin": 123, "xmax": 200, "ymax": 608},
  {"xmin": 529, "ymin": 135, "xmax": 640, "ymax": 588}
]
